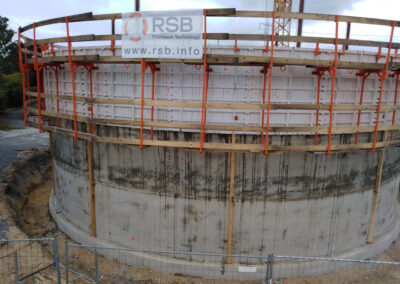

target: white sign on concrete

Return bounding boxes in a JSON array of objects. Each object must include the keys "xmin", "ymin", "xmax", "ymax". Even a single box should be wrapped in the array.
[
  {"xmin": 122, "ymin": 10, "xmax": 203, "ymax": 59},
  {"xmin": 238, "ymin": 266, "xmax": 257, "ymax": 273}
]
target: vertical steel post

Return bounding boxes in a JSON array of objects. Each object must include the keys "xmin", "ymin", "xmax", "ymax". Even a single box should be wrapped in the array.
[
  {"xmin": 265, "ymin": 256, "xmax": 269, "ymax": 284},
  {"xmin": 95, "ymin": 250, "xmax": 99, "ymax": 283},
  {"xmin": 135, "ymin": 0, "xmax": 140, "ymax": 11},
  {"xmin": 296, "ymin": 0, "xmax": 305, "ymax": 48},
  {"xmin": 345, "ymin": 22, "xmax": 351, "ymax": 50},
  {"xmin": 53, "ymin": 237, "xmax": 61, "ymax": 284},
  {"xmin": 390, "ymin": 72, "xmax": 400, "ymax": 141},
  {"xmin": 371, "ymin": 21, "xmax": 395, "ymax": 152},
  {"xmin": 14, "ymin": 251, "xmax": 19, "ymax": 284},
  {"xmin": 65, "ymin": 241, "xmax": 69, "ymax": 284},
  {"xmin": 265, "ymin": 254, "xmax": 273, "ymax": 283},
  {"xmin": 264, "ymin": 10, "xmax": 276, "ymax": 155}
]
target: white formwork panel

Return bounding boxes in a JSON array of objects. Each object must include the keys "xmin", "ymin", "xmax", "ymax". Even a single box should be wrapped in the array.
[{"xmin": 43, "ymin": 45, "xmax": 400, "ymax": 133}]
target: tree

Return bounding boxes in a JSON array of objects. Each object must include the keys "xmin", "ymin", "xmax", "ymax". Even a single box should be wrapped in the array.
[
  {"xmin": 0, "ymin": 16, "xmax": 19, "ymax": 75},
  {"xmin": 0, "ymin": 16, "xmax": 20, "ymax": 110},
  {"xmin": 0, "ymin": 73, "xmax": 22, "ymax": 108}
]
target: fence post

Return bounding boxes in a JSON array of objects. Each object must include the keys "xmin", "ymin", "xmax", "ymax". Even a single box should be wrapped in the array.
[
  {"xmin": 53, "ymin": 237, "xmax": 61, "ymax": 284},
  {"xmin": 65, "ymin": 240, "xmax": 69, "ymax": 284},
  {"xmin": 95, "ymin": 250, "xmax": 99, "ymax": 283},
  {"xmin": 14, "ymin": 251, "xmax": 19, "ymax": 284},
  {"xmin": 265, "ymin": 254, "xmax": 273, "ymax": 284}
]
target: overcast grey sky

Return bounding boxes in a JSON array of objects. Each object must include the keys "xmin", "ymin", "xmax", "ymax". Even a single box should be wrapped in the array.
[{"xmin": 3, "ymin": 0, "xmax": 399, "ymax": 47}]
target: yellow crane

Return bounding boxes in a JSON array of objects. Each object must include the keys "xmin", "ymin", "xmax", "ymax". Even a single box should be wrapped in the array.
[{"xmin": 273, "ymin": 0, "xmax": 293, "ymax": 47}]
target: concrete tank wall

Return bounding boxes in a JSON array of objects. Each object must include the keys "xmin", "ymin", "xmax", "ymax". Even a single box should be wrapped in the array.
[
  {"xmin": 42, "ymin": 45, "xmax": 400, "ymax": 279},
  {"xmin": 52, "ymin": 128, "xmax": 400, "ymax": 259}
]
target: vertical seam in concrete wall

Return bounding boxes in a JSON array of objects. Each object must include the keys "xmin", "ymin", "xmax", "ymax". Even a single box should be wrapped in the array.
[
  {"xmin": 227, "ymin": 133, "xmax": 236, "ymax": 263},
  {"xmin": 368, "ymin": 131, "xmax": 387, "ymax": 243},
  {"xmin": 49, "ymin": 132, "xmax": 56, "ymax": 195},
  {"xmin": 87, "ymin": 130, "xmax": 96, "ymax": 237}
]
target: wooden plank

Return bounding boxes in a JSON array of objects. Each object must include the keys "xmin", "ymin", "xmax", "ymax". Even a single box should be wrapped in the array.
[
  {"xmin": 277, "ymin": 35, "xmax": 399, "ymax": 49},
  {"xmin": 227, "ymin": 134, "xmax": 236, "ymax": 264},
  {"xmin": 229, "ymin": 34, "xmax": 399, "ymax": 49},
  {"xmin": 277, "ymin": 12, "xmax": 399, "ymax": 27},
  {"xmin": 27, "ymin": 55, "xmax": 99, "ymax": 64},
  {"xmin": 94, "ymin": 34, "xmax": 121, "ymax": 41},
  {"xmin": 31, "ymin": 31, "xmax": 397, "ymax": 50},
  {"xmin": 239, "ymin": 55, "xmax": 387, "ymax": 70},
  {"xmin": 20, "ymin": 9, "xmax": 234, "ymax": 33},
  {"xmin": 205, "ymin": 8, "xmax": 236, "ymax": 16},
  {"xmin": 28, "ymin": 90, "xmax": 400, "ymax": 111},
  {"xmin": 25, "ymin": 34, "xmax": 95, "ymax": 47},
  {"xmin": 206, "ymin": 33, "xmax": 230, "ymax": 40},
  {"xmin": 98, "ymin": 32, "xmax": 400, "ymax": 50},
  {"xmin": 234, "ymin": 11, "xmax": 273, "ymax": 18},
  {"xmin": 21, "ymin": 48, "xmax": 36, "ymax": 56},
  {"xmin": 28, "ymin": 118, "xmax": 400, "ymax": 153},
  {"xmin": 234, "ymin": 11, "xmax": 399, "ymax": 27},
  {"xmin": 20, "ymin": 34, "xmax": 32, "ymax": 42},
  {"xmin": 19, "ymin": 10, "xmax": 398, "ymax": 39},
  {"xmin": 91, "ymin": 8, "xmax": 235, "ymax": 21},
  {"xmin": 95, "ymin": 33, "xmax": 230, "ymax": 41},
  {"xmin": 27, "ymin": 53, "xmax": 393, "ymax": 70},
  {"xmin": 91, "ymin": 13, "xmax": 122, "ymax": 21},
  {"xmin": 367, "ymin": 131, "xmax": 387, "ymax": 244},
  {"xmin": 21, "ymin": 12, "xmax": 93, "ymax": 32},
  {"xmin": 27, "ymin": 106, "xmax": 400, "ymax": 136}
]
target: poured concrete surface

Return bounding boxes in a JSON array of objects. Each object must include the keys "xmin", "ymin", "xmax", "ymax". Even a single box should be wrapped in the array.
[
  {"xmin": 49, "ymin": 192, "xmax": 400, "ymax": 279},
  {"xmin": 51, "ymin": 129, "xmax": 400, "ymax": 264}
]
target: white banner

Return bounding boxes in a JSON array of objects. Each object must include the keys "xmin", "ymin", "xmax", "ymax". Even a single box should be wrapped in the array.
[{"xmin": 122, "ymin": 10, "xmax": 203, "ymax": 59}]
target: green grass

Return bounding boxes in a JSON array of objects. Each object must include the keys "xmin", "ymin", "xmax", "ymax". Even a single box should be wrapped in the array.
[
  {"xmin": 6, "ymin": 107, "xmax": 20, "ymax": 113},
  {"xmin": 0, "ymin": 107, "xmax": 20, "ymax": 130},
  {"xmin": 0, "ymin": 107, "xmax": 20, "ymax": 114},
  {"xmin": 0, "ymin": 119, "xmax": 13, "ymax": 130}
]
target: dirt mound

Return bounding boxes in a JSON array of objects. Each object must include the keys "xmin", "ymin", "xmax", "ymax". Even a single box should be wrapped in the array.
[{"xmin": 1, "ymin": 147, "xmax": 51, "ymax": 225}]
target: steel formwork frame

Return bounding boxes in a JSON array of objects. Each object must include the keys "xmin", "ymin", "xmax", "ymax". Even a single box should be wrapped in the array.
[
  {"xmin": 17, "ymin": 9, "xmax": 400, "ymax": 155},
  {"xmin": 65, "ymin": 16, "xmax": 97, "ymax": 139},
  {"xmin": 273, "ymin": 0, "xmax": 293, "ymax": 47},
  {"xmin": 307, "ymin": 16, "xmax": 338, "ymax": 155},
  {"xmin": 370, "ymin": 21, "xmax": 396, "ymax": 152},
  {"xmin": 390, "ymin": 72, "xmax": 400, "ymax": 141},
  {"xmin": 140, "ymin": 59, "xmax": 159, "ymax": 148}
]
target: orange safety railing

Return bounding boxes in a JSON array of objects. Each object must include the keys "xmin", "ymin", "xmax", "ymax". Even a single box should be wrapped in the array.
[
  {"xmin": 17, "ymin": 9, "xmax": 400, "ymax": 154},
  {"xmin": 264, "ymin": 10, "xmax": 276, "ymax": 155},
  {"xmin": 370, "ymin": 21, "xmax": 396, "ymax": 152}
]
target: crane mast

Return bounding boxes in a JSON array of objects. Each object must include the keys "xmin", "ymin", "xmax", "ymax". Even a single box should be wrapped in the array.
[{"xmin": 273, "ymin": 0, "xmax": 293, "ymax": 47}]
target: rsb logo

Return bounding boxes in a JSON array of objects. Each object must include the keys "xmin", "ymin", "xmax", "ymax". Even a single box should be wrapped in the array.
[{"xmin": 124, "ymin": 12, "xmax": 194, "ymax": 42}]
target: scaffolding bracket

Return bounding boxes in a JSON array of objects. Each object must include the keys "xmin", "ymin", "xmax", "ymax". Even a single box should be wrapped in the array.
[{"xmin": 140, "ymin": 59, "xmax": 159, "ymax": 148}]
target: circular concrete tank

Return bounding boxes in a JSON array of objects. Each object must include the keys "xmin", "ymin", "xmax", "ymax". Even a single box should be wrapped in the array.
[
  {"xmin": 20, "ymin": 10, "xmax": 400, "ymax": 280},
  {"xmin": 44, "ymin": 45, "xmax": 400, "ymax": 276}
]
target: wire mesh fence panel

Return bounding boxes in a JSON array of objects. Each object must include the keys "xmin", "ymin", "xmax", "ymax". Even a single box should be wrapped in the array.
[
  {"xmin": 0, "ymin": 238, "xmax": 60, "ymax": 284},
  {"xmin": 65, "ymin": 243, "xmax": 269, "ymax": 283},
  {"xmin": 272, "ymin": 255, "xmax": 400, "ymax": 284},
  {"xmin": 2, "ymin": 238, "xmax": 399, "ymax": 283}
]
